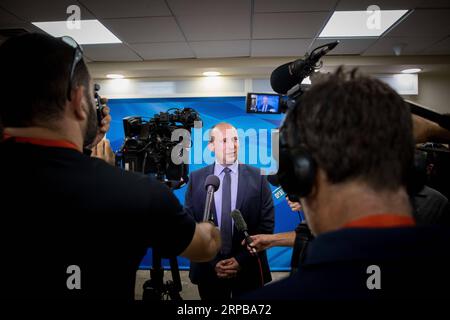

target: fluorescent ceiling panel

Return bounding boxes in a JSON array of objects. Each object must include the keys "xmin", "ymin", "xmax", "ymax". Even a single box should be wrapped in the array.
[
  {"xmin": 319, "ymin": 10, "xmax": 408, "ymax": 38},
  {"xmin": 32, "ymin": 19, "xmax": 121, "ymax": 44}
]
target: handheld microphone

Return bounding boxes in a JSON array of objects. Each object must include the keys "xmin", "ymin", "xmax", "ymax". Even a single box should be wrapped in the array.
[
  {"xmin": 266, "ymin": 174, "xmax": 280, "ymax": 187},
  {"xmin": 231, "ymin": 209, "xmax": 256, "ymax": 254},
  {"xmin": 203, "ymin": 175, "xmax": 220, "ymax": 222},
  {"xmin": 270, "ymin": 41, "xmax": 339, "ymax": 94}
]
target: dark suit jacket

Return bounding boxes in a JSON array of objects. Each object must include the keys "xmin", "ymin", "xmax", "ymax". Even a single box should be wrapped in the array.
[
  {"xmin": 244, "ymin": 226, "xmax": 450, "ymax": 300},
  {"xmin": 184, "ymin": 163, "xmax": 275, "ymax": 291},
  {"xmin": 259, "ymin": 104, "xmax": 275, "ymax": 112}
]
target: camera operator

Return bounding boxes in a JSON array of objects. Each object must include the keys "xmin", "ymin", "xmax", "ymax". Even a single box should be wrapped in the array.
[
  {"xmin": 0, "ymin": 33, "xmax": 220, "ymax": 299},
  {"xmin": 245, "ymin": 67, "xmax": 450, "ymax": 299},
  {"xmin": 245, "ymin": 117, "xmax": 450, "ymax": 254}
]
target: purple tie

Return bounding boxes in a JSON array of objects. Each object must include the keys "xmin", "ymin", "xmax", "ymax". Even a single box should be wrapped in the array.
[{"xmin": 221, "ymin": 167, "xmax": 232, "ymax": 255}]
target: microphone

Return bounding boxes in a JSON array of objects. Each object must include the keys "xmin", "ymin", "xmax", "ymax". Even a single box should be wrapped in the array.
[
  {"xmin": 270, "ymin": 41, "xmax": 339, "ymax": 94},
  {"xmin": 266, "ymin": 174, "xmax": 280, "ymax": 187},
  {"xmin": 266, "ymin": 174, "xmax": 299, "ymax": 202},
  {"xmin": 203, "ymin": 174, "xmax": 220, "ymax": 222},
  {"xmin": 231, "ymin": 209, "xmax": 256, "ymax": 255}
]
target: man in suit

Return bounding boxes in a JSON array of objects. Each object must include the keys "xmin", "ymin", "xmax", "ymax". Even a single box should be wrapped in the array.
[
  {"xmin": 259, "ymin": 96, "xmax": 275, "ymax": 112},
  {"xmin": 184, "ymin": 122, "xmax": 274, "ymax": 300}
]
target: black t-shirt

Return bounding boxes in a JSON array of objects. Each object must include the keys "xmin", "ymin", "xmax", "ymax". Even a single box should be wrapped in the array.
[
  {"xmin": 414, "ymin": 185, "xmax": 450, "ymax": 225},
  {"xmin": 0, "ymin": 140, "xmax": 196, "ymax": 299}
]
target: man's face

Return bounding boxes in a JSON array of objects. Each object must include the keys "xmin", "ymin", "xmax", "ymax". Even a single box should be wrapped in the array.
[
  {"xmin": 209, "ymin": 125, "xmax": 239, "ymax": 165},
  {"xmin": 82, "ymin": 79, "xmax": 98, "ymax": 147},
  {"xmin": 263, "ymin": 96, "xmax": 269, "ymax": 105}
]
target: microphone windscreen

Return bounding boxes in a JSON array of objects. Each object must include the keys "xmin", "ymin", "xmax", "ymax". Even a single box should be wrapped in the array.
[
  {"xmin": 266, "ymin": 174, "xmax": 280, "ymax": 187},
  {"xmin": 231, "ymin": 209, "xmax": 248, "ymax": 232},
  {"xmin": 204, "ymin": 174, "xmax": 220, "ymax": 191},
  {"xmin": 270, "ymin": 62, "xmax": 298, "ymax": 94}
]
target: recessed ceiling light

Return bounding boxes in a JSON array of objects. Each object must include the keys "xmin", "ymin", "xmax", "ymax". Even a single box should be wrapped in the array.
[
  {"xmin": 106, "ymin": 74, "xmax": 125, "ymax": 79},
  {"xmin": 203, "ymin": 71, "xmax": 221, "ymax": 77},
  {"xmin": 401, "ymin": 68, "xmax": 422, "ymax": 74},
  {"xmin": 319, "ymin": 10, "xmax": 408, "ymax": 37},
  {"xmin": 32, "ymin": 20, "xmax": 121, "ymax": 44}
]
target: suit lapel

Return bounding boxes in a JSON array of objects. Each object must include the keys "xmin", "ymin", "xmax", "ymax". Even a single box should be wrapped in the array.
[{"xmin": 235, "ymin": 164, "xmax": 248, "ymax": 212}]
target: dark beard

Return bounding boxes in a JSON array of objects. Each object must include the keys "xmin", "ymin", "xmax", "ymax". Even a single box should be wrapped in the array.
[{"xmin": 83, "ymin": 97, "xmax": 98, "ymax": 148}]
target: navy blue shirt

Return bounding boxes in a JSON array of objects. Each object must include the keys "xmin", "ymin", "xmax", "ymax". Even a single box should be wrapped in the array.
[{"xmin": 245, "ymin": 225, "xmax": 450, "ymax": 299}]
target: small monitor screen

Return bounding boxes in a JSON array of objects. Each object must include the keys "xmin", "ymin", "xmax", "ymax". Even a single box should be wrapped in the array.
[{"xmin": 246, "ymin": 93, "xmax": 281, "ymax": 114}]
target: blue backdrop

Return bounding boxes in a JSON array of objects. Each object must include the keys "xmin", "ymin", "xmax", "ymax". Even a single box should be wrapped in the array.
[{"xmin": 107, "ymin": 96, "xmax": 302, "ymax": 271}]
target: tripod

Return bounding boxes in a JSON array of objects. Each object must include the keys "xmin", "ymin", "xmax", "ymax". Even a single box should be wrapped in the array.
[
  {"xmin": 142, "ymin": 249, "xmax": 183, "ymax": 301},
  {"xmin": 117, "ymin": 159, "xmax": 188, "ymax": 301},
  {"xmin": 140, "ymin": 179, "xmax": 186, "ymax": 301}
]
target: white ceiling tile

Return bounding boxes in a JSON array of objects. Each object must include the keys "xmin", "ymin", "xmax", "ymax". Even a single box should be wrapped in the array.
[
  {"xmin": 0, "ymin": 7, "xmax": 23, "ymax": 25},
  {"xmin": 251, "ymin": 38, "xmax": 313, "ymax": 56},
  {"xmin": 336, "ymin": 0, "xmax": 422, "ymax": 10},
  {"xmin": 362, "ymin": 36, "xmax": 444, "ymax": 56},
  {"xmin": 424, "ymin": 36, "xmax": 450, "ymax": 54},
  {"xmin": 0, "ymin": 0, "xmax": 95, "ymax": 21},
  {"xmin": 190, "ymin": 40, "xmax": 250, "ymax": 58},
  {"xmin": 83, "ymin": 43, "xmax": 142, "ymax": 61},
  {"xmin": 167, "ymin": 0, "xmax": 251, "ymax": 16},
  {"xmin": 254, "ymin": 0, "xmax": 338, "ymax": 13},
  {"xmin": 101, "ymin": 17, "xmax": 185, "ymax": 43},
  {"xmin": 417, "ymin": 0, "xmax": 450, "ymax": 8},
  {"xmin": 177, "ymin": 14, "xmax": 250, "ymax": 41},
  {"xmin": 311, "ymin": 38, "xmax": 377, "ymax": 54},
  {"xmin": 79, "ymin": 0, "xmax": 171, "ymax": 18},
  {"xmin": 0, "ymin": 10, "xmax": 43, "ymax": 34},
  {"xmin": 0, "ymin": 7, "xmax": 41, "ymax": 32},
  {"xmin": 386, "ymin": 9, "xmax": 450, "ymax": 37},
  {"xmin": 253, "ymin": 12, "xmax": 330, "ymax": 39},
  {"xmin": 130, "ymin": 42, "xmax": 194, "ymax": 60}
]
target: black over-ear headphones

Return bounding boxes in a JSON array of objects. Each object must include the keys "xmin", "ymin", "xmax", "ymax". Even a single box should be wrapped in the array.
[
  {"xmin": 276, "ymin": 106, "xmax": 426, "ymax": 198},
  {"xmin": 277, "ymin": 112, "xmax": 317, "ymax": 198}
]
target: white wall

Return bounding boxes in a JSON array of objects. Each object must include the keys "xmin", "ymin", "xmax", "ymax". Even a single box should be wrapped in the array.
[
  {"xmin": 95, "ymin": 77, "xmax": 249, "ymax": 99},
  {"xmin": 403, "ymin": 73, "xmax": 450, "ymax": 114},
  {"xmin": 96, "ymin": 73, "xmax": 419, "ymax": 99},
  {"xmin": 95, "ymin": 72, "xmax": 450, "ymax": 115}
]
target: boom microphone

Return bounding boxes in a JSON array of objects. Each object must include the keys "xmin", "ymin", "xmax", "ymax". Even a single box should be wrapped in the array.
[
  {"xmin": 203, "ymin": 175, "xmax": 220, "ymax": 222},
  {"xmin": 406, "ymin": 100, "xmax": 450, "ymax": 131},
  {"xmin": 231, "ymin": 209, "xmax": 256, "ymax": 254},
  {"xmin": 270, "ymin": 41, "xmax": 339, "ymax": 94}
]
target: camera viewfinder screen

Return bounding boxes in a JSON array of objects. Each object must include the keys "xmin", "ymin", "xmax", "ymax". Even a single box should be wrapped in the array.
[{"xmin": 246, "ymin": 93, "xmax": 281, "ymax": 114}]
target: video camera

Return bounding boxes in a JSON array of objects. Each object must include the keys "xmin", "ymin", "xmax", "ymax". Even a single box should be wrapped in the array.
[
  {"xmin": 115, "ymin": 107, "xmax": 200, "ymax": 301},
  {"xmin": 116, "ymin": 107, "xmax": 200, "ymax": 189},
  {"xmin": 94, "ymin": 83, "xmax": 104, "ymax": 126},
  {"xmin": 271, "ymin": 41, "xmax": 339, "ymax": 113}
]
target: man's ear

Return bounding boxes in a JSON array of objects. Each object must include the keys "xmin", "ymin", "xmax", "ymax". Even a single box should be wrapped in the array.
[{"xmin": 70, "ymin": 86, "xmax": 86, "ymax": 121}]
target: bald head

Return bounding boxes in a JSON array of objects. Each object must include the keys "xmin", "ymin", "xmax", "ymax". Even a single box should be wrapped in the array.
[{"xmin": 208, "ymin": 122, "xmax": 239, "ymax": 165}]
